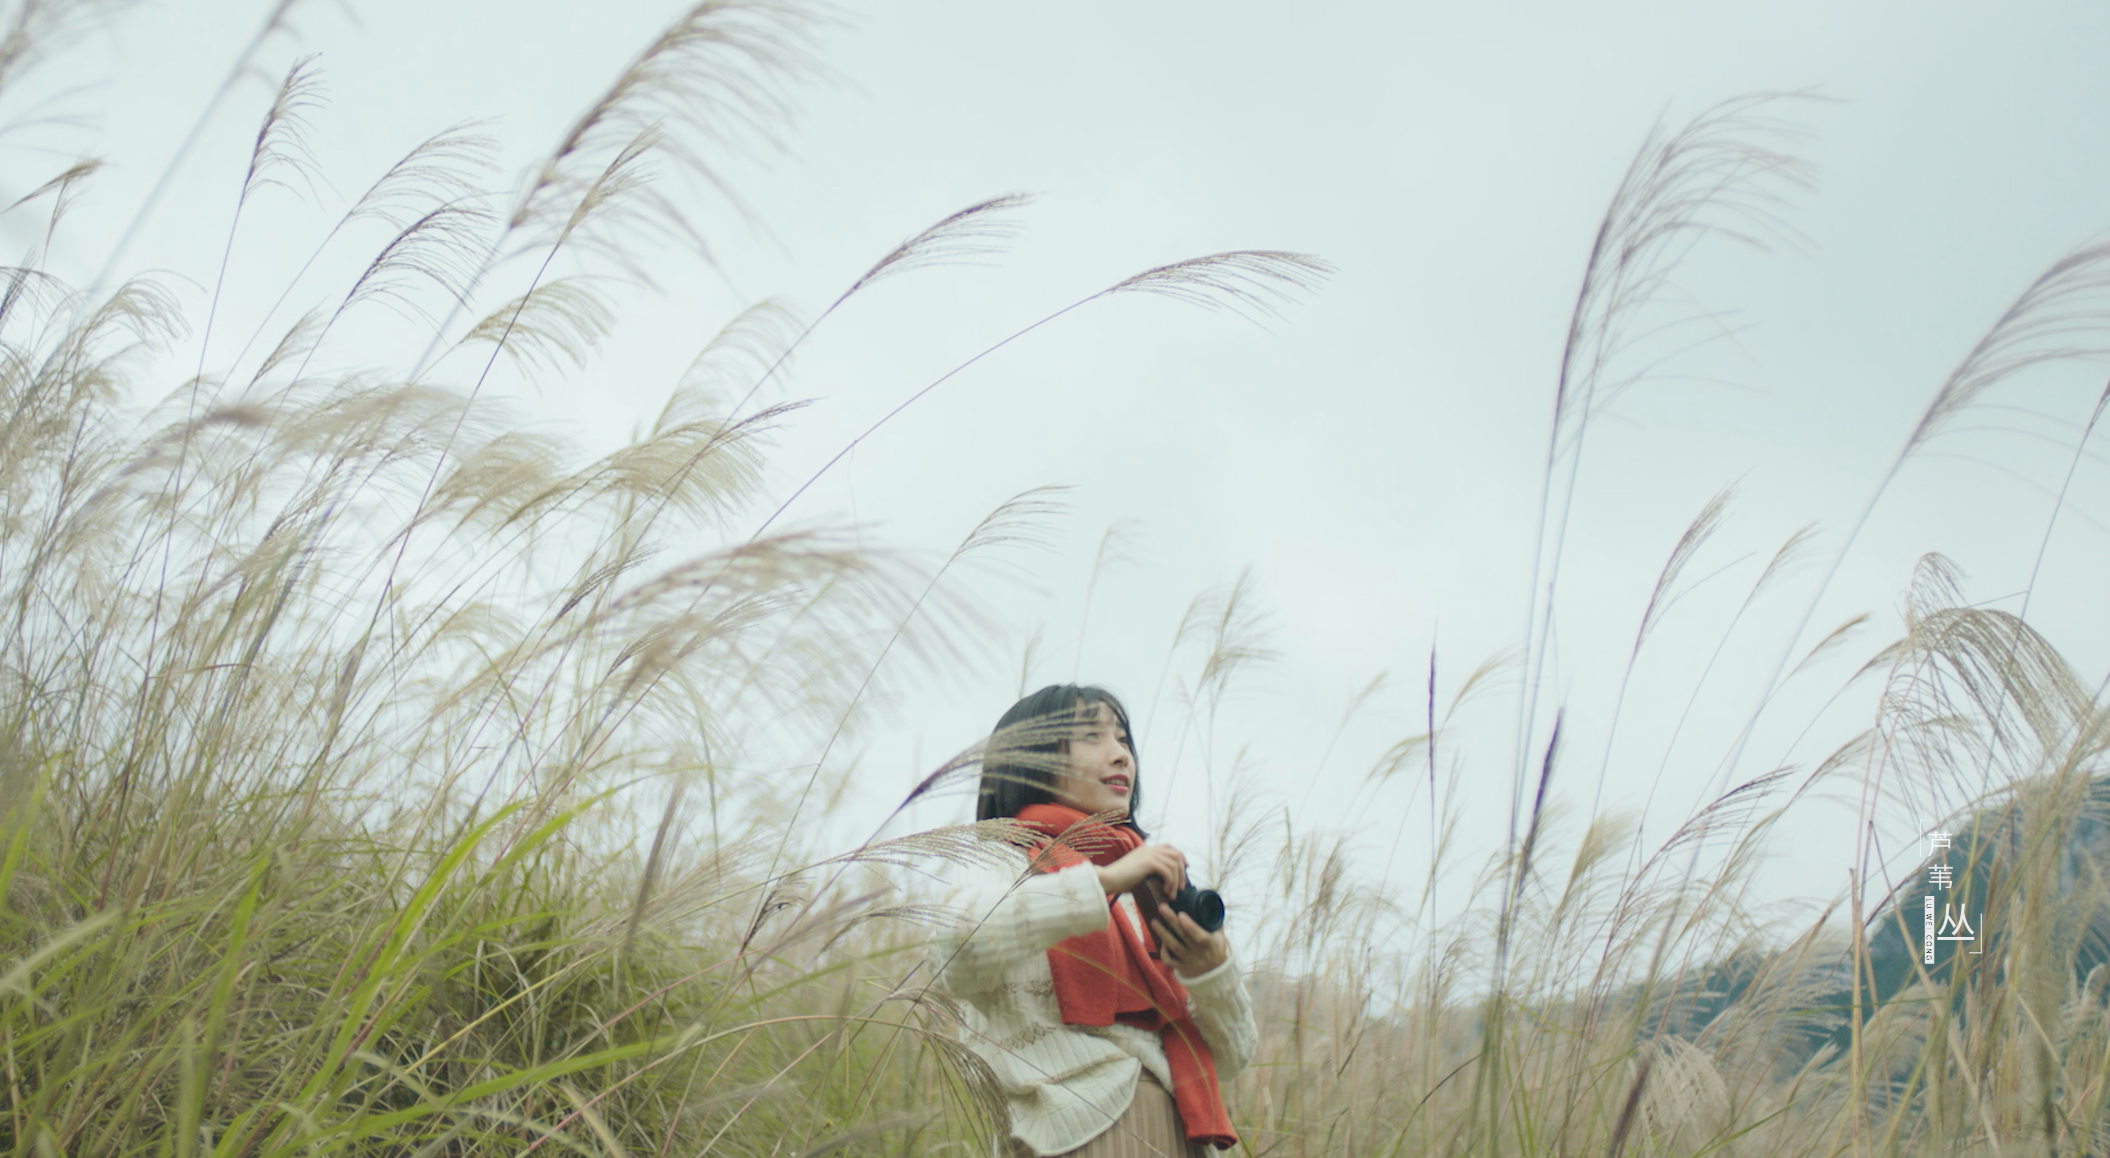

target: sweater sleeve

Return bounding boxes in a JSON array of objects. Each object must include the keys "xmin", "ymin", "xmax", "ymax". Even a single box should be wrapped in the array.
[
  {"xmin": 1178, "ymin": 951, "xmax": 1259, "ymax": 1082},
  {"xmin": 927, "ymin": 861, "xmax": 1110, "ymax": 995}
]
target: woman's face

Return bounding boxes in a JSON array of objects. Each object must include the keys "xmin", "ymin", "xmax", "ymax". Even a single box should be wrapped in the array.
[{"xmin": 1051, "ymin": 700, "xmax": 1135, "ymax": 818}]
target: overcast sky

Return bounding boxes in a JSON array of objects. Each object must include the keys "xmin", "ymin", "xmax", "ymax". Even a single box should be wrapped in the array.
[{"xmin": 16, "ymin": 0, "xmax": 2110, "ymax": 937}]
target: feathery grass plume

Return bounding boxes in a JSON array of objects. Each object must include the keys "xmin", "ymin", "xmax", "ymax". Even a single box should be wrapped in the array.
[
  {"xmin": 454, "ymin": 276, "xmax": 616, "ymax": 379},
  {"xmin": 1140, "ymin": 567, "xmax": 1282, "ymax": 816},
  {"xmin": 396, "ymin": 0, "xmax": 827, "ymax": 414},
  {"xmin": 505, "ymin": 0, "xmax": 829, "ymax": 269},
  {"xmin": 1186, "ymin": 566, "xmax": 1280, "ymax": 708},
  {"xmin": 77, "ymin": 0, "xmax": 311, "ymax": 302},
  {"xmin": 194, "ymin": 56, "xmax": 327, "ymax": 374},
  {"xmin": 749, "ymin": 486, "xmax": 1069, "ymax": 938},
  {"xmin": 1587, "ymin": 485, "xmax": 1736, "ymax": 820},
  {"xmin": 422, "ymin": 300, "xmax": 814, "ymax": 756},
  {"xmin": 1902, "ymin": 240, "xmax": 2110, "ymax": 458},
  {"xmin": 335, "ymin": 200, "xmax": 501, "ymax": 327},
  {"xmin": 841, "ymin": 191, "xmax": 1035, "ymax": 298},
  {"xmin": 1105, "ymin": 249, "xmax": 1338, "ymax": 325},
  {"xmin": 6, "ymin": 158, "xmax": 96, "ymax": 252},
  {"xmin": 226, "ymin": 124, "xmax": 500, "ymax": 381},
  {"xmin": 1634, "ymin": 522, "xmax": 1819, "ymax": 818},
  {"xmin": 1514, "ymin": 91, "xmax": 1818, "ymax": 876},
  {"xmin": 573, "ymin": 195, "xmax": 1039, "ymax": 618},
  {"xmin": 1547, "ymin": 94, "xmax": 1817, "ymax": 440},
  {"xmin": 1154, "ymin": 569, "xmax": 1280, "ymax": 720},
  {"xmin": 748, "ymin": 247, "xmax": 1332, "ymax": 544},
  {"xmin": 0, "ymin": 0, "xmax": 116, "ymax": 95},
  {"xmin": 342, "ymin": 123, "xmax": 498, "ymax": 234},
  {"xmin": 680, "ymin": 295, "xmax": 809, "ymax": 411},
  {"xmin": 715, "ymin": 193, "xmax": 1035, "ymax": 434},
  {"xmin": 233, "ymin": 55, "xmax": 327, "ymax": 207},
  {"xmin": 1635, "ymin": 486, "xmax": 1736, "ymax": 650}
]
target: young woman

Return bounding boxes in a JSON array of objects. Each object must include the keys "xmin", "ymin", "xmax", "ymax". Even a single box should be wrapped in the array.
[{"xmin": 928, "ymin": 684, "xmax": 1258, "ymax": 1157}]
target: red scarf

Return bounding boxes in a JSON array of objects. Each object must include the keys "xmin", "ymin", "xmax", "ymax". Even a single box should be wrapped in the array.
[{"xmin": 1015, "ymin": 803, "xmax": 1237, "ymax": 1150}]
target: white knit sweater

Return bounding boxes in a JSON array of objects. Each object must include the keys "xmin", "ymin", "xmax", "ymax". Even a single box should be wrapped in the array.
[{"xmin": 927, "ymin": 851, "xmax": 1259, "ymax": 1157}]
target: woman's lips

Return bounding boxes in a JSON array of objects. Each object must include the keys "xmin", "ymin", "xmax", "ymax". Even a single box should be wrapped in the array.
[{"xmin": 1104, "ymin": 776, "xmax": 1131, "ymax": 795}]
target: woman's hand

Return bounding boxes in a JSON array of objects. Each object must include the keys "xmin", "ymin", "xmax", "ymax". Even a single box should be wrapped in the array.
[
  {"xmin": 1095, "ymin": 843, "xmax": 1186, "ymax": 897},
  {"xmin": 1152, "ymin": 911, "xmax": 1230, "ymax": 979}
]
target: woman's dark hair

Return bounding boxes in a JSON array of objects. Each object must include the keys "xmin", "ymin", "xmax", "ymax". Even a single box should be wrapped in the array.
[{"xmin": 976, "ymin": 683, "xmax": 1145, "ymax": 837}]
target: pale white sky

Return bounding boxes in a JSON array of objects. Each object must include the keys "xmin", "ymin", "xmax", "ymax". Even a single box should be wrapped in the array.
[{"xmin": 14, "ymin": 0, "xmax": 2110, "ymax": 940}]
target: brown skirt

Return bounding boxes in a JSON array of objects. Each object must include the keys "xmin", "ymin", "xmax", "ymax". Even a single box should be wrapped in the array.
[{"xmin": 1038, "ymin": 1072, "xmax": 1209, "ymax": 1158}]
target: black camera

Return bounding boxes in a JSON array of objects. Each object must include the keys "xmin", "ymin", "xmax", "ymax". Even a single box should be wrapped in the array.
[{"xmin": 1135, "ymin": 875, "xmax": 1226, "ymax": 935}]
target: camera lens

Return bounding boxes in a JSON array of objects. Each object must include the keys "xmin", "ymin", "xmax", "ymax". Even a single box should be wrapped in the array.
[
  {"xmin": 1189, "ymin": 889, "xmax": 1225, "ymax": 933},
  {"xmin": 1171, "ymin": 884, "xmax": 1226, "ymax": 933}
]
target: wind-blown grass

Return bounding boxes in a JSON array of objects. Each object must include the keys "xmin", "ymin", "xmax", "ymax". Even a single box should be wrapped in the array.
[
  {"xmin": 9, "ymin": 4, "xmax": 2110, "ymax": 1158},
  {"xmin": 0, "ymin": 3, "xmax": 1325, "ymax": 1154},
  {"xmin": 1187, "ymin": 91, "xmax": 2110, "ymax": 1158}
]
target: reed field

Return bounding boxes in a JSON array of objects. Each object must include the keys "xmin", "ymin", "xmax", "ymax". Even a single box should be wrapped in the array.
[{"xmin": 6, "ymin": 1, "xmax": 2110, "ymax": 1155}]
